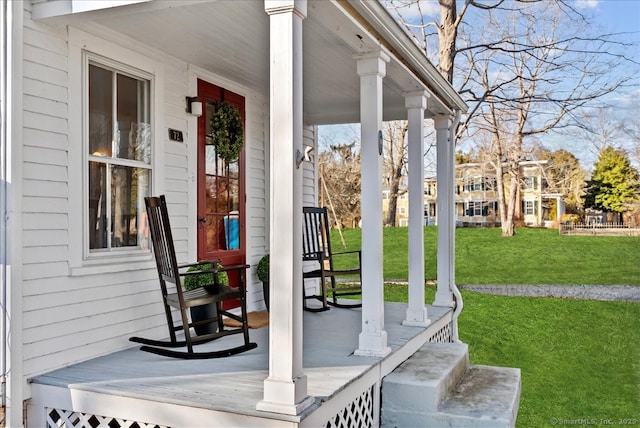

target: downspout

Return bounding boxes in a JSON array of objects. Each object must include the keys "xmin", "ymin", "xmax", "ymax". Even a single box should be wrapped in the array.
[
  {"xmin": 450, "ymin": 110, "xmax": 463, "ymax": 343},
  {"xmin": 1, "ymin": 0, "xmax": 8, "ymax": 408}
]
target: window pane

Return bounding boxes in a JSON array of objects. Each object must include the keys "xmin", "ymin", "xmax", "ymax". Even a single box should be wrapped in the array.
[
  {"xmin": 111, "ymin": 165, "xmax": 150, "ymax": 248},
  {"xmin": 89, "ymin": 65, "xmax": 113, "ymax": 157},
  {"xmin": 89, "ymin": 161, "xmax": 108, "ymax": 249},
  {"xmin": 205, "ymin": 143, "xmax": 240, "ymax": 251},
  {"xmin": 116, "ymin": 74, "xmax": 151, "ymax": 163}
]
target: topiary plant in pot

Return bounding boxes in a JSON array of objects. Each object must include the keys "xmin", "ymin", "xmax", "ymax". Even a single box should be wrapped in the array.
[
  {"xmin": 257, "ymin": 254, "xmax": 269, "ymax": 311},
  {"xmin": 183, "ymin": 262, "xmax": 228, "ymax": 292},
  {"xmin": 183, "ymin": 262, "xmax": 229, "ymax": 335}
]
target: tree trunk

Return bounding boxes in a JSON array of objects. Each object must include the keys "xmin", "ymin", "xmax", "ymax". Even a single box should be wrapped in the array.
[
  {"xmin": 438, "ymin": 0, "xmax": 458, "ymax": 83},
  {"xmin": 386, "ymin": 195, "xmax": 398, "ymax": 227},
  {"xmin": 502, "ymin": 165, "xmax": 520, "ymax": 236},
  {"xmin": 385, "ymin": 166, "xmax": 403, "ymax": 226}
]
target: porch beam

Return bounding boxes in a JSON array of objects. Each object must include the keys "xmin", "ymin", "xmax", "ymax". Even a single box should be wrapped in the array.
[
  {"xmin": 434, "ymin": 115, "xmax": 455, "ymax": 307},
  {"xmin": 403, "ymin": 91, "xmax": 431, "ymax": 327},
  {"xmin": 354, "ymin": 51, "xmax": 391, "ymax": 358},
  {"xmin": 257, "ymin": 0, "xmax": 313, "ymax": 416}
]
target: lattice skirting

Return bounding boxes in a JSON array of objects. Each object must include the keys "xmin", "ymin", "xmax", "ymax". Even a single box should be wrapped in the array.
[
  {"xmin": 325, "ymin": 385, "xmax": 375, "ymax": 428},
  {"xmin": 46, "ymin": 408, "xmax": 168, "ymax": 428},
  {"xmin": 427, "ymin": 321, "xmax": 452, "ymax": 343}
]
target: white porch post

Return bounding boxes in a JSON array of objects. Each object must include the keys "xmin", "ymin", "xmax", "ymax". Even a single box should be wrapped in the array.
[
  {"xmin": 433, "ymin": 115, "xmax": 455, "ymax": 307},
  {"xmin": 354, "ymin": 51, "xmax": 391, "ymax": 357},
  {"xmin": 257, "ymin": 0, "xmax": 313, "ymax": 416},
  {"xmin": 557, "ymin": 196, "xmax": 565, "ymax": 221},
  {"xmin": 403, "ymin": 91, "xmax": 430, "ymax": 327}
]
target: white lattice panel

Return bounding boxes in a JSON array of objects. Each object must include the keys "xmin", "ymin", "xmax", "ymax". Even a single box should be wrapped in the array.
[
  {"xmin": 325, "ymin": 386, "xmax": 374, "ymax": 428},
  {"xmin": 46, "ymin": 408, "xmax": 168, "ymax": 428},
  {"xmin": 428, "ymin": 322, "xmax": 452, "ymax": 343}
]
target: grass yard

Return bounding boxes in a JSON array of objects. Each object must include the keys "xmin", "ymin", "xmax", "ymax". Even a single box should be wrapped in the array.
[
  {"xmin": 331, "ymin": 226, "xmax": 640, "ymax": 284},
  {"xmin": 384, "ymin": 284, "xmax": 640, "ymax": 428}
]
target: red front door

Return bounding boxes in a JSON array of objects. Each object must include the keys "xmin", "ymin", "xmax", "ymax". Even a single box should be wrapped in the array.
[{"xmin": 197, "ymin": 79, "xmax": 246, "ymax": 276}]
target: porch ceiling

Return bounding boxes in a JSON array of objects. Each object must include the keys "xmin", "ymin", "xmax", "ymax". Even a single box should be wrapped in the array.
[{"xmin": 35, "ymin": 0, "xmax": 464, "ymax": 124}]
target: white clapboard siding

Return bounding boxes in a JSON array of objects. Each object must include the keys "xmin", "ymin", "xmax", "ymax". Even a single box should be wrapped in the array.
[
  {"xmin": 17, "ymin": 9, "xmax": 272, "ymax": 382},
  {"xmin": 302, "ymin": 126, "xmax": 320, "ymax": 297},
  {"xmin": 243, "ymin": 97, "xmax": 268, "ymax": 307},
  {"xmin": 302, "ymin": 125, "xmax": 317, "ymax": 207}
]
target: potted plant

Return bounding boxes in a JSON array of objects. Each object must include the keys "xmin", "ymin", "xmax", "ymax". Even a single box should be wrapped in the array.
[
  {"xmin": 257, "ymin": 254, "xmax": 269, "ymax": 311},
  {"xmin": 183, "ymin": 262, "xmax": 228, "ymax": 335},
  {"xmin": 210, "ymin": 100, "xmax": 244, "ymax": 163}
]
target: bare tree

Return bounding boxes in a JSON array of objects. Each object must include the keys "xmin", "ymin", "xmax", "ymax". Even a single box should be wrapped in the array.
[
  {"xmin": 382, "ymin": 121, "xmax": 409, "ymax": 226},
  {"xmin": 535, "ymin": 147, "xmax": 587, "ymax": 214},
  {"xmin": 389, "ymin": 0, "xmax": 638, "ymax": 235},
  {"xmin": 317, "ymin": 143, "xmax": 361, "ymax": 228}
]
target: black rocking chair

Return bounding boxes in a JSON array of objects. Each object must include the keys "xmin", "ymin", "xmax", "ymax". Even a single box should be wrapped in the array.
[
  {"xmin": 302, "ymin": 206, "xmax": 362, "ymax": 312},
  {"xmin": 129, "ymin": 195, "xmax": 257, "ymax": 359}
]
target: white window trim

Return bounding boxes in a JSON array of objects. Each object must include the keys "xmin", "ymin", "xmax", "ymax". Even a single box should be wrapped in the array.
[
  {"xmin": 524, "ymin": 200, "xmax": 536, "ymax": 216},
  {"xmin": 68, "ymin": 27, "xmax": 164, "ymax": 275}
]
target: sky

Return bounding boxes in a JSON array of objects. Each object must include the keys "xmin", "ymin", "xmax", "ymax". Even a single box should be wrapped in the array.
[{"xmin": 318, "ymin": 0, "xmax": 640, "ymax": 172}]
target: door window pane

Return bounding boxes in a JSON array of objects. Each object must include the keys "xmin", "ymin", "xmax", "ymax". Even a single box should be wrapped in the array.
[{"xmin": 204, "ymin": 100, "xmax": 240, "ymax": 252}]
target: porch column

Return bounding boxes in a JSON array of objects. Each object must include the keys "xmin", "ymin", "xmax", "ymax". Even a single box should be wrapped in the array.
[
  {"xmin": 434, "ymin": 115, "xmax": 455, "ymax": 307},
  {"xmin": 354, "ymin": 51, "xmax": 391, "ymax": 357},
  {"xmin": 258, "ymin": 0, "xmax": 313, "ymax": 416},
  {"xmin": 403, "ymin": 91, "xmax": 430, "ymax": 327},
  {"xmin": 557, "ymin": 196, "xmax": 565, "ymax": 221}
]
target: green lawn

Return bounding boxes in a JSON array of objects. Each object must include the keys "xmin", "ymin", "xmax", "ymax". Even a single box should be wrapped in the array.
[
  {"xmin": 384, "ymin": 284, "xmax": 640, "ymax": 428},
  {"xmin": 331, "ymin": 227, "xmax": 640, "ymax": 284},
  {"xmin": 347, "ymin": 227, "xmax": 640, "ymax": 427}
]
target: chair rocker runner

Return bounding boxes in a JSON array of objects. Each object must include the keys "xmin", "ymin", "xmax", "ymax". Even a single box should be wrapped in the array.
[
  {"xmin": 129, "ymin": 195, "xmax": 257, "ymax": 359},
  {"xmin": 302, "ymin": 206, "xmax": 363, "ymax": 312}
]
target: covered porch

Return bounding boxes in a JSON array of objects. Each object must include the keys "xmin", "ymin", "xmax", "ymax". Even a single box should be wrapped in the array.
[
  {"xmin": 28, "ymin": 303, "xmax": 454, "ymax": 427},
  {"xmin": 5, "ymin": 0, "xmax": 481, "ymax": 426}
]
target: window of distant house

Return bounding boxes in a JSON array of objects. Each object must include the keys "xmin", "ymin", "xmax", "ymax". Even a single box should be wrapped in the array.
[
  {"xmin": 524, "ymin": 200, "xmax": 536, "ymax": 216},
  {"xmin": 486, "ymin": 177, "xmax": 497, "ymax": 191},
  {"xmin": 465, "ymin": 201, "xmax": 484, "ymax": 216},
  {"xmin": 523, "ymin": 176, "xmax": 537, "ymax": 190},
  {"xmin": 463, "ymin": 176, "xmax": 484, "ymax": 192},
  {"xmin": 87, "ymin": 61, "xmax": 152, "ymax": 254},
  {"xmin": 473, "ymin": 177, "xmax": 483, "ymax": 191}
]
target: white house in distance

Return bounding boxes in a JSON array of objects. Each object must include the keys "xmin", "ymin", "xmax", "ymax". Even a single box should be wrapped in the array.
[
  {"xmin": 1, "ymin": 1, "xmax": 520, "ymax": 426},
  {"xmin": 425, "ymin": 160, "xmax": 566, "ymax": 227}
]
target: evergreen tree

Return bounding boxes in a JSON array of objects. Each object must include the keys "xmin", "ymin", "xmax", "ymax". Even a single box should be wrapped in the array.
[{"xmin": 584, "ymin": 146, "xmax": 639, "ymax": 215}]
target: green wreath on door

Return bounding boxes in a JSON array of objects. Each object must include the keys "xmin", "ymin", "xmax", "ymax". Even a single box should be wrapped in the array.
[{"xmin": 210, "ymin": 101, "xmax": 244, "ymax": 162}]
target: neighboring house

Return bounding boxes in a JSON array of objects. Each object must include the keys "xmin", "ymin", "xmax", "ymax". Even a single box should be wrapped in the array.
[
  {"xmin": 425, "ymin": 160, "xmax": 565, "ymax": 227},
  {"xmin": 0, "ymin": 1, "xmax": 520, "ymax": 427},
  {"xmin": 382, "ymin": 189, "xmax": 409, "ymax": 226}
]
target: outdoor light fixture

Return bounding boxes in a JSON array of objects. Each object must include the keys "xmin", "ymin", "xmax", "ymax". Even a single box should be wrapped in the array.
[{"xmin": 186, "ymin": 96, "xmax": 203, "ymax": 117}]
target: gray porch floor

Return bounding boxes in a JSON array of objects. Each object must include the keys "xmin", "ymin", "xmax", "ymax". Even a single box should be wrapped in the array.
[{"xmin": 30, "ymin": 302, "xmax": 452, "ymax": 424}]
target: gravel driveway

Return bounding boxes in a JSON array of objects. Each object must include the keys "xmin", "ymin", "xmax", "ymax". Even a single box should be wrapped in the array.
[{"xmin": 459, "ymin": 284, "xmax": 640, "ymax": 302}]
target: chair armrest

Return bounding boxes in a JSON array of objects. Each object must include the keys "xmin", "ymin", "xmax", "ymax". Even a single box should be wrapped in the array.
[
  {"xmin": 331, "ymin": 250, "xmax": 361, "ymax": 256},
  {"xmin": 178, "ymin": 259, "xmax": 221, "ymax": 270},
  {"xmin": 216, "ymin": 264, "xmax": 250, "ymax": 273}
]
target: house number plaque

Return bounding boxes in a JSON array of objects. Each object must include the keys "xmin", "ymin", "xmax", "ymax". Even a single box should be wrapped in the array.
[{"xmin": 168, "ymin": 129, "xmax": 184, "ymax": 142}]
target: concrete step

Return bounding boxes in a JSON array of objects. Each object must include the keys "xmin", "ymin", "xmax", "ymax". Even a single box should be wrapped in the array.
[
  {"xmin": 381, "ymin": 343, "xmax": 521, "ymax": 428},
  {"xmin": 424, "ymin": 365, "xmax": 521, "ymax": 427},
  {"xmin": 382, "ymin": 343, "xmax": 469, "ymax": 418}
]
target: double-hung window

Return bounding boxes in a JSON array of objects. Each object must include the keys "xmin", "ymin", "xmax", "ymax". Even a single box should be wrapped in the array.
[
  {"xmin": 523, "ymin": 176, "xmax": 537, "ymax": 191},
  {"xmin": 87, "ymin": 61, "xmax": 152, "ymax": 254},
  {"xmin": 524, "ymin": 200, "xmax": 536, "ymax": 216}
]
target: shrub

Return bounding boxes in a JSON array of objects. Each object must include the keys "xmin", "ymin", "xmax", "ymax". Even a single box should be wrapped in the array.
[
  {"xmin": 257, "ymin": 254, "xmax": 269, "ymax": 282},
  {"xmin": 183, "ymin": 262, "xmax": 228, "ymax": 291}
]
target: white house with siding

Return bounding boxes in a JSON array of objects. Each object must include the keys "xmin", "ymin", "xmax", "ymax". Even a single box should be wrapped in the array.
[{"xmin": 0, "ymin": 1, "xmax": 520, "ymax": 426}]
